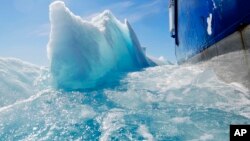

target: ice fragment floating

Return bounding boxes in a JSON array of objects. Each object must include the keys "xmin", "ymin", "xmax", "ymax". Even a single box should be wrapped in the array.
[{"xmin": 47, "ymin": 1, "xmax": 150, "ymax": 90}]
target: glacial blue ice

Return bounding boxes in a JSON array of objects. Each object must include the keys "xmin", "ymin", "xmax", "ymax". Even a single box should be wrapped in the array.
[{"xmin": 47, "ymin": 1, "xmax": 150, "ymax": 90}]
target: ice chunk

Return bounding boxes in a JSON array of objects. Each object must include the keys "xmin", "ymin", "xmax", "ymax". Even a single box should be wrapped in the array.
[{"xmin": 47, "ymin": 1, "xmax": 150, "ymax": 90}]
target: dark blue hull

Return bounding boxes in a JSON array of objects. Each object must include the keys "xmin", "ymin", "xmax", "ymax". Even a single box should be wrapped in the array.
[{"xmin": 173, "ymin": 0, "xmax": 250, "ymax": 63}]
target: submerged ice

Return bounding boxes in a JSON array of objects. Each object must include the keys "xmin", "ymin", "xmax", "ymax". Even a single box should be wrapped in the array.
[{"xmin": 47, "ymin": 1, "xmax": 150, "ymax": 90}]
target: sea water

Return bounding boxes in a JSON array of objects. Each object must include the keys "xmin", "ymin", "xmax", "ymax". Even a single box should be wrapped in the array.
[{"xmin": 0, "ymin": 58, "xmax": 249, "ymax": 141}]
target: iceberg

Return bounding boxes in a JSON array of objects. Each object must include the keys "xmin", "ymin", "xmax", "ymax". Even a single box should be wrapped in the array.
[{"xmin": 47, "ymin": 1, "xmax": 151, "ymax": 90}]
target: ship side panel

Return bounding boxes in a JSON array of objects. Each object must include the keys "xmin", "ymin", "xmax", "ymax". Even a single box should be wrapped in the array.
[{"xmin": 176, "ymin": 0, "xmax": 250, "ymax": 63}]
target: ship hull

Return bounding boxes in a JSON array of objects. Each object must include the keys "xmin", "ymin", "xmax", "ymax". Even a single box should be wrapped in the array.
[
  {"xmin": 173, "ymin": 0, "xmax": 250, "ymax": 87},
  {"xmin": 175, "ymin": 0, "xmax": 250, "ymax": 63}
]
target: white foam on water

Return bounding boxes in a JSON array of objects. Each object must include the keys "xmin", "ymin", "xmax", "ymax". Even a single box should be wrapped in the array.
[
  {"xmin": 171, "ymin": 117, "xmax": 190, "ymax": 124},
  {"xmin": 0, "ymin": 89, "xmax": 49, "ymax": 113},
  {"xmin": 137, "ymin": 124, "xmax": 154, "ymax": 141},
  {"xmin": 189, "ymin": 133, "xmax": 214, "ymax": 141},
  {"xmin": 99, "ymin": 109, "xmax": 125, "ymax": 141},
  {"xmin": 0, "ymin": 55, "xmax": 249, "ymax": 140}
]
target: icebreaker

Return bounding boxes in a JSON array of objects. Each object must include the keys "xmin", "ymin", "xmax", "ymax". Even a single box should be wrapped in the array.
[{"xmin": 47, "ymin": 1, "xmax": 150, "ymax": 90}]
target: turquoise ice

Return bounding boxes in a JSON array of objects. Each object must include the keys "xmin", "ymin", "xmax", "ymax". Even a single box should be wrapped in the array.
[{"xmin": 47, "ymin": 1, "xmax": 151, "ymax": 90}]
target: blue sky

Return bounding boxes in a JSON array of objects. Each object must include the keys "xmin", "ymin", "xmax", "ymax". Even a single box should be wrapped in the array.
[{"xmin": 0, "ymin": 0, "xmax": 175, "ymax": 65}]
